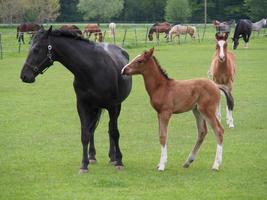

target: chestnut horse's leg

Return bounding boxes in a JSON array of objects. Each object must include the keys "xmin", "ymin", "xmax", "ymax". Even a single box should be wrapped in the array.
[
  {"xmin": 216, "ymin": 98, "xmax": 222, "ymax": 122},
  {"xmin": 183, "ymin": 108, "xmax": 208, "ymax": 168},
  {"xmin": 157, "ymin": 111, "xmax": 171, "ymax": 171}
]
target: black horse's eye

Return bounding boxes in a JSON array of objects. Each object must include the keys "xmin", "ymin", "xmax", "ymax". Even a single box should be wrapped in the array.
[{"xmin": 33, "ymin": 48, "xmax": 39, "ymax": 53}]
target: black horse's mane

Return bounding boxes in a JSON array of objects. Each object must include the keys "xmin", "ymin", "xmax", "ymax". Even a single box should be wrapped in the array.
[
  {"xmin": 152, "ymin": 56, "xmax": 171, "ymax": 80},
  {"xmin": 48, "ymin": 29, "xmax": 95, "ymax": 44}
]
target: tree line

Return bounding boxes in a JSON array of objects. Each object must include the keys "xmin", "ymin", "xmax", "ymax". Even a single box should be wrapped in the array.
[{"xmin": 0, "ymin": 0, "xmax": 266, "ymax": 24}]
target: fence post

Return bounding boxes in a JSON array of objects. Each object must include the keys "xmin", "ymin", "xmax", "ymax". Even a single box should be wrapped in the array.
[
  {"xmin": 156, "ymin": 28, "xmax": 160, "ymax": 46},
  {"xmin": 145, "ymin": 27, "xmax": 149, "ymax": 45},
  {"xmin": 122, "ymin": 28, "xmax": 127, "ymax": 47},
  {"xmin": 113, "ymin": 29, "xmax": 116, "ymax": 44},
  {"xmin": 134, "ymin": 28, "xmax": 138, "ymax": 46},
  {"xmin": 103, "ymin": 30, "xmax": 106, "ymax": 42}
]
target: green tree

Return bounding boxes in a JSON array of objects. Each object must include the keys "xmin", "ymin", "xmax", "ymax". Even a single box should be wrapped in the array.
[
  {"xmin": 77, "ymin": 0, "xmax": 123, "ymax": 22},
  {"xmin": 165, "ymin": 0, "xmax": 191, "ymax": 23},
  {"xmin": 245, "ymin": 0, "xmax": 267, "ymax": 20},
  {"xmin": 57, "ymin": 0, "xmax": 82, "ymax": 22}
]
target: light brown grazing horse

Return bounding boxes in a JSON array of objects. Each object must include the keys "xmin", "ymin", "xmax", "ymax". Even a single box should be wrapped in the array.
[
  {"xmin": 83, "ymin": 24, "xmax": 103, "ymax": 42},
  {"xmin": 60, "ymin": 24, "xmax": 82, "ymax": 35},
  {"xmin": 121, "ymin": 48, "xmax": 234, "ymax": 171},
  {"xmin": 209, "ymin": 32, "xmax": 236, "ymax": 128},
  {"xmin": 121, "ymin": 49, "xmax": 234, "ymax": 171},
  {"xmin": 148, "ymin": 22, "xmax": 171, "ymax": 41},
  {"xmin": 168, "ymin": 25, "xmax": 197, "ymax": 41}
]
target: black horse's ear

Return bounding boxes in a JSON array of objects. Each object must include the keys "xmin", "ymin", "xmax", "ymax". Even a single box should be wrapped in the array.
[{"xmin": 44, "ymin": 25, "xmax": 52, "ymax": 38}]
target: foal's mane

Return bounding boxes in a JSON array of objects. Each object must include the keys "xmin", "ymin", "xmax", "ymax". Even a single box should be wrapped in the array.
[
  {"xmin": 48, "ymin": 29, "xmax": 94, "ymax": 44},
  {"xmin": 152, "ymin": 56, "xmax": 171, "ymax": 80}
]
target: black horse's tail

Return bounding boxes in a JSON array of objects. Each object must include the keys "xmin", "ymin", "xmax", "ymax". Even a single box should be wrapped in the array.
[{"xmin": 218, "ymin": 85, "xmax": 234, "ymax": 111}]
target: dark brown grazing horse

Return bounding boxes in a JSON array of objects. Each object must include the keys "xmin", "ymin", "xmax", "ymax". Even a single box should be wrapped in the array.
[
  {"xmin": 209, "ymin": 32, "xmax": 236, "ymax": 128},
  {"xmin": 148, "ymin": 22, "xmax": 171, "ymax": 41},
  {"xmin": 17, "ymin": 23, "xmax": 42, "ymax": 44},
  {"xmin": 60, "ymin": 25, "xmax": 82, "ymax": 35},
  {"xmin": 121, "ymin": 48, "xmax": 234, "ymax": 171},
  {"xmin": 83, "ymin": 24, "xmax": 103, "ymax": 42}
]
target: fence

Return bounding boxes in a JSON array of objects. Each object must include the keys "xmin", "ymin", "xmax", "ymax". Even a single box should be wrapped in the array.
[{"xmin": 0, "ymin": 23, "xmax": 266, "ymax": 59}]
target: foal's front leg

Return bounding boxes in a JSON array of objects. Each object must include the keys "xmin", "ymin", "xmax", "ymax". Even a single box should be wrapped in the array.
[{"xmin": 157, "ymin": 112, "xmax": 171, "ymax": 171}]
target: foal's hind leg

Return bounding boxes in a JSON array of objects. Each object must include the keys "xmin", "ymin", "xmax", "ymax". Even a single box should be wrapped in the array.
[
  {"xmin": 183, "ymin": 108, "xmax": 208, "ymax": 168},
  {"xmin": 107, "ymin": 105, "xmax": 124, "ymax": 170},
  {"xmin": 206, "ymin": 115, "xmax": 224, "ymax": 171}
]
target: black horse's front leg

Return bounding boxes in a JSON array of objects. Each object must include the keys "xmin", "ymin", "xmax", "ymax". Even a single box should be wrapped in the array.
[
  {"xmin": 77, "ymin": 100, "xmax": 101, "ymax": 173},
  {"xmin": 107, "ymin": 105, "xmax": 123, "ymax": 169}
]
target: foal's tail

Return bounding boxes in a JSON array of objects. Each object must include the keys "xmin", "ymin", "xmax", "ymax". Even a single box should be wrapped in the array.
[{"xmin": 218, "ymin": 85, "xmax": 234, "ymax": 111}]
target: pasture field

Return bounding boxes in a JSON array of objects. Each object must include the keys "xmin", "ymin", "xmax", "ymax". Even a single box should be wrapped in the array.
[{"xmin": 0, "ymin": 25, "xmax": 267, "ymax": 199}]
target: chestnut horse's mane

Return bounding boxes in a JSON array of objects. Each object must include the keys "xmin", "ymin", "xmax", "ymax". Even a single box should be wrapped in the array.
[{"xmin": 152, "ymin": 56, "xmax": 172, "ymax": 80}]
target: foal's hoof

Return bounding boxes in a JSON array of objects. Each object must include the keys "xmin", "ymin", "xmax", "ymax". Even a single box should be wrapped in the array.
[
  {"xmin": 79, "ymin": 168, "xmax": 89, "ymax": 174},
  {"xmin": 89, "ymin": 159, "xmax": 97, "ymax": 164}
]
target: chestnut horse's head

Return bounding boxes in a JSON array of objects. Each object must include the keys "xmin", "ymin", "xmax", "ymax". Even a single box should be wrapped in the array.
[
  {"xmin": 121, "ymin": 48, "xmax": 154, "ymax": 75},
  {"xmin": 215, "ymin": 32, "xmax": 228, "ymax": 62}
]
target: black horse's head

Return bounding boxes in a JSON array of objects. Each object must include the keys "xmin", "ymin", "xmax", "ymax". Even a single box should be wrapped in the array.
[
  {"xmin": 232, "ymin": 37, "xmax": 239, "ymax": 50},
  {"xmin": 20, "ymin": 26, "xmax": 54, "ymax": 83}
]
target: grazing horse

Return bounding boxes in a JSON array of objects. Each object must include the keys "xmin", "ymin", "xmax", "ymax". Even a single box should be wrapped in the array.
[
  {"xmin": 232, "ymin": 19, "xmax": 252, "ymax": 49},
  {"xmin": 20, "ymin": 26, "xmax": 132, "ymax": 173},
  {"xmin": 16, "ymin": 23, "xmax": 42, "ymax": 44},
  {"xmin": 148, "ymin": 22, "xmax": 171, "ymax": 41},
  {"xmin": 168, "ymin": 25, "xmax": 197, "ymax": 41},
  {"xmin": 121, "ymin": 48, "xmax": 234, "ymax": 171},
  {"xmin": 83, "ymin": 24, "xmax": 103, "ymax": 42},
  {"xmin": 209, "ymin": 32, "xmax": 236, "ymax": 128},
  {"xmin": 213, "ymin": 19, "xmax": 235, "ymax": 33},
  {"xmin": 109, "ymin": 22, "xmax": 116, "ymax": 37},
  {"xmin": 60, "ymin": 24, "xmax": 82, "ymax": 35},
  {"xmin": 252, "ymin": 18, "xmax": 267, "ymax": 34}
]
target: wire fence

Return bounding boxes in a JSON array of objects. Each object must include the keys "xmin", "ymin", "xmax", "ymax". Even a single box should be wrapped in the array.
[{"xmin": 0, "ymin": 23, "xmax": 266, "ymax": 59}]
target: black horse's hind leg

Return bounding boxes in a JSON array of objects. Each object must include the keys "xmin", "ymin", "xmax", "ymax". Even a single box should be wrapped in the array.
[
  {"xmin": 77, "ymin": 101, "xmax": 101, "ymax": 173},
  {"xmin": 107, "ymin": 105, "xmax": 123, "ymax": 169}
]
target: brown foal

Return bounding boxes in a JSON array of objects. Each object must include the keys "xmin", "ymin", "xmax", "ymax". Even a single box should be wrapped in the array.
[
  {"xmin": 209, "ymin": 32, "xmax": 236, "ymax": 128},
  {"xmin": 121, "ymin": 48, "xmax": 234, "ymax": 171}
]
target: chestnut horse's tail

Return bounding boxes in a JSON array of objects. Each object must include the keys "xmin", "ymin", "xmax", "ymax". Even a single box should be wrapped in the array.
[{"xmin": 218, "ymin": 85, "xmax": 234, "ymax": 111}]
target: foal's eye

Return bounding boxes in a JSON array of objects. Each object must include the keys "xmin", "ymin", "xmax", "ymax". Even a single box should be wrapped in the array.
[{"xmin": 137, "ymin": 60, "xmax": 143, "ymax": 64}]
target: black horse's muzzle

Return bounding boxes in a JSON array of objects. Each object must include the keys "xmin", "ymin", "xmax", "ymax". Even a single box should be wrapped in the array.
[{"xmin": 20, "ymin": 63, "xmax": 36, "ymax": 83}]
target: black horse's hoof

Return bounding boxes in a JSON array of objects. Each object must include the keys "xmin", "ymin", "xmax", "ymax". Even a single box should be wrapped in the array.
[
  {"xmin": 79, "ymin": 168, "xmax": 89, "ymax": 174},
  {"xmin": 109, "ymin": 160, "xmax": 117, "ymax": 165},
  {"xmin": 115, "ymin": 165, "xmax": 124, "ymax": 171},
  {"xmin": 89, "ymin": 159, "xmax": 97, "ymax": 164}
]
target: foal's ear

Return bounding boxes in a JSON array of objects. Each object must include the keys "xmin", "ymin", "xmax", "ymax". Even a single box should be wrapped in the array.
[
  {"xmin": 144, "ymin": 47, "xmax": 154, "ymax": 60},
  {"xmin": 224, "ymin": 32, "xmax": 229, "ymax": 40}
]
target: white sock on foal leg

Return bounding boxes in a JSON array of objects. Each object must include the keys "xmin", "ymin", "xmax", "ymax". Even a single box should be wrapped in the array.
[
  {"xmin": 226, "ymin": 107, "xmax": 234, "ymax": 128},
  {"xmin": 212, "ymin": 144, "xmax": 223, "ymax": 170},
  {"xmin": 157, "ymin": 145, "xmax": 167, "ymax": 171}
]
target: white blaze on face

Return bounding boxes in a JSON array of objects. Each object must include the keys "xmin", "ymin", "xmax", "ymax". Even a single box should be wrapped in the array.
[
  {"xmin": 121, "ymin": 54, "xmax": 141, "ymax": 74},
  {"xmin": 218, "ymin": 40, "xmax": 225, "ymax": 60}
]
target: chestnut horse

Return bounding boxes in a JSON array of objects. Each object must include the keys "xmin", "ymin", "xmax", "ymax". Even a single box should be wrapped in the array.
[
  {"xmin": 148, "ymin": 22, "xmax": 171, "ymax": 41},
  {"xmin": 16, "ymin": 23, "xmax": 42, "ymax": 44},
  {"xmin": 121, "ymin": 48, "xmax": 234, "ymax": 171},
  {"xmin": 209, "ymin": 32, "xmax": 236, "ymax": 128},
  {"xmin": 168, "ymin": 25, "xmax": 197, "ymax": 41},
  {"xmin": 83, "ymin": 24, "xmax": 103, "ymax": 42},
  {"xmin": 60, "ymin": 24, "xmax": 82, "ymax": 35}
]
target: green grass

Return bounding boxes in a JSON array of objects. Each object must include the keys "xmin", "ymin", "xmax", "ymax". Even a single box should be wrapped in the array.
[{"xmin": 0, "ymin": 25, "xmax": 267, "ymax": 199}]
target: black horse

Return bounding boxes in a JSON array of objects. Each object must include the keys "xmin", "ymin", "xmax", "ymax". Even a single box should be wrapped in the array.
[
  {"xmin": 20, "ymin": 26, "xmax": 132, "ymax": 173},
  {"xmin": 232, "ymin": 19, "xmax": 252, "ymax": 49}
]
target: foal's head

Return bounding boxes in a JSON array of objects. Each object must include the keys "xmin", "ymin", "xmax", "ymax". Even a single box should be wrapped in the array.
[
  {"xmin": 121, "ymin": 48, "xmax": 154, "ymax": 75},
  {"xmin": 215, "ymin": 32, "xmax": 228, "ymax": 62}
]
